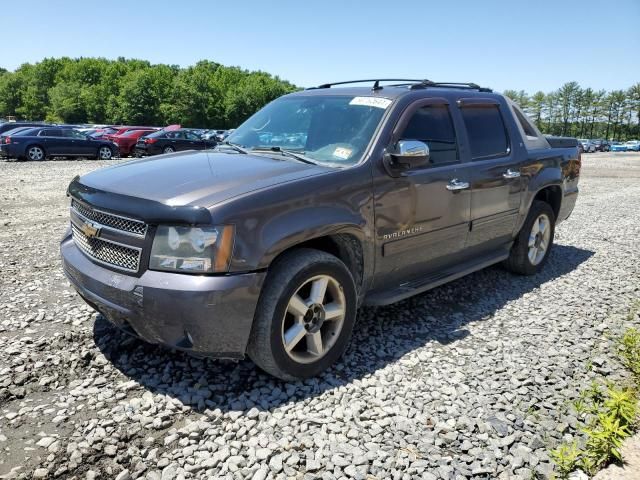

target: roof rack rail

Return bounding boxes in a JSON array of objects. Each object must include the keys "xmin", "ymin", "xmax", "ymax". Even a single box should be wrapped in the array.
[
  {"xmin": 410, "ymin": 81, "xmax": 493, "ymax": 92},
  {"xmin": 308, "ymin": 79, "xmax": 493, "ymax": 93},
  {"xmin": 308, "ymin": 79, "xmax": 430, "ymax": 91}
]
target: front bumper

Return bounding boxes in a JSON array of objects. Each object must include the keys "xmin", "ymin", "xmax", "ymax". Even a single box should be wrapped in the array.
[{"xmin": 60, "ymin": 233, "xmax": 265, "ymax": 359}]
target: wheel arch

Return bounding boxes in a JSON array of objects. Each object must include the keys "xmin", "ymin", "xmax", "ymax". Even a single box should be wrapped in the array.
[
  {"xmin": 532, "ymin": 185, "xmax": 562, "ymax": 221},
  {"xmin": 261, "ymin": 229, "xmax": 368, "ymax": 304}
]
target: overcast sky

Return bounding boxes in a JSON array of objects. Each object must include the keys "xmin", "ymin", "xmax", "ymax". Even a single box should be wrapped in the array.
[{"xmin": 2, "ymin": 0, "xmax": 639, "ymax": 93}]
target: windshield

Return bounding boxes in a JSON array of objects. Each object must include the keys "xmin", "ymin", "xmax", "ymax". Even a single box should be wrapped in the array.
[{"xmin": 226, "ymin": 95, "xmax": 391, "ymax": 167}]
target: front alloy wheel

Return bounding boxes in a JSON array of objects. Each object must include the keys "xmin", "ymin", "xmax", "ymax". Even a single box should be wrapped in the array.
[
  {"xmin": 98, "ymin": 146, "xmax": 113, "ymax": 160},
  {"xmin": 248, "ymin": 248, "xmax": 357, "ymax": 380},
  {"xmin": 282, "ymin": 275, "xmax": 346, "ymax": 364}
]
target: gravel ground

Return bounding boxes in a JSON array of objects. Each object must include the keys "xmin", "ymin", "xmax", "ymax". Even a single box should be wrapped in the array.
[{"xmin": 0, "ymin": 152, "xmax": 639, "ymax": 480}]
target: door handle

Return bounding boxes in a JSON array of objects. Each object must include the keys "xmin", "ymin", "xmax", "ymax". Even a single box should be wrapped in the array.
[
  {"xmin": 503, "ymin": 169, "xmax": 521, "ymax": 179},
  {"xmin": 446, "ymin": 179, "xmax": 470, "ymax": 191}
]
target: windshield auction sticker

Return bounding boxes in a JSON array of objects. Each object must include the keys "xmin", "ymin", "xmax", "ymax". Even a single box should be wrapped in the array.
[
  {"xmin": 349, "ymin": 97, "xmax": 393, "ymax": 109},
  {"xmin": 333, "ymin": 147, "xmax": 353, "ymax": 159}
]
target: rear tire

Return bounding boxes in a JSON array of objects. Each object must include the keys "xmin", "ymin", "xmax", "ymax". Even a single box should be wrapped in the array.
[
  {"xmin": 163, "ymin": 146, "xmax": 175, "ymax": 154},
  {"xmin": 504, "ymin": 200, "xmax": 555, "ymax": 275},
  {"xmin": 26, "ymin": 145, "xmax": 45, "ymax": 161},
  {"xmin": 247, "ymin": 248, "xmax": 357, "ymax": 381}
]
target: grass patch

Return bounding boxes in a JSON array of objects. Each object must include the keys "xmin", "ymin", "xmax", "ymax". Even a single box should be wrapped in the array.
[{"xmin": 550, "ymin": 302, "xmax": 640, "ymax": 478}]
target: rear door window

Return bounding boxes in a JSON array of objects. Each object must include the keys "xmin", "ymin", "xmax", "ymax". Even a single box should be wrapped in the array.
[
  {"xmin": 400, "ymin": 105, "xmax": 458, "ymax": 165},
  {"xmin": 40, "ymin": 129, "xmax": 64, "ymax": 137},
  {"xmin": 460, "ymin": 106, "xmax": 510, "ymax": 160}
]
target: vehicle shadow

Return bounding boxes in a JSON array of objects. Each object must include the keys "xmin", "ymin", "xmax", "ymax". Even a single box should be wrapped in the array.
[{"xmin": 93, "ymin": 244, "xmax": 594, "ymax": 413}]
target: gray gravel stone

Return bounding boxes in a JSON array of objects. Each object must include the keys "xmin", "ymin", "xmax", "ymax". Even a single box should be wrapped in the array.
[{"xmin": 0, "ymin": 155, "xmax": 639, "ymax": 480}]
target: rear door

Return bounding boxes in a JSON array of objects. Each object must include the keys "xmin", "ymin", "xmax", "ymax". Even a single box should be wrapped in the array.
[
  {"xmin": 457, "ymin": 98, "xmax": 524, "ymax": 253},
  {"xmin": 38, "ymin": 128, "xmax": 65, "ymax": 155},
  {"xmin": 165, "ymin": 131, "xmax": 186, "ymax": 150},
  {"xmin": 372, "ymin": 98, "xmax": 473, "ymax": 291}
]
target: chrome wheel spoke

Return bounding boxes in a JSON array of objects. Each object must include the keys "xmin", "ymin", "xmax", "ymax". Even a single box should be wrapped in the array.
[
  {"xmin": 309, "ymin": 277, "xmax": 328, "ymax": 305},
  {"xmin": 528, "ymin": 234, "xmax": 536, "ymax": 247},
  {"xmin": 287, "ymin": 294, "xmax": 308, "ymax": 317},
  {"xmin": 528, "ymin": 247, "xmax": 537, "ymax": 263},
  {"xmin": 283, "ymin": 323, "xmax": 306, "ymax": 352},
  {"xmin": 531, "ymin": 219, "xmax": 540, "ymax": 235},
  {"xmin": 306, "ymin": 331, "xmax": 323, "ymax": 356},
  {"xmin": 539, "ymin": 218, "xmax": 547, "ymax": 235},
  {"xmin": 324, "ymin": 302, "xmax": 344, "ymax": 321}
]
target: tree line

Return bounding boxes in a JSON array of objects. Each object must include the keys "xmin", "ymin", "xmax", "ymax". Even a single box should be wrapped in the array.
[
  {"xmin": 0, "ymin": 57, "xmax": 297, "ymax": 128},
  {"xmin": 503, "ymin": 82, "xmax": 640, "ymax": 141}
]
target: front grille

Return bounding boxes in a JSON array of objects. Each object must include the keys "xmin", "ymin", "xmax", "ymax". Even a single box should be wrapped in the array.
[
  {"xmin": 71, "ymin": 224, "xmax": 141, "ymax": 272},
  {"xmin": 72, "ymin": 200, "xmax": 147, "ymax": 236}
]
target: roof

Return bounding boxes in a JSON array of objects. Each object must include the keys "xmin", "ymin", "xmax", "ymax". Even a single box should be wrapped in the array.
[{"xmin": 289, "ymin": 80, "xmax": 500, "ymax": 102}]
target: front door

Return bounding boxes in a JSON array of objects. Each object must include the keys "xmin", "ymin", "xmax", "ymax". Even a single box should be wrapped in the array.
[
  {"xmin": 456, "ymin": 99, "xmax": 524, "ymax": 252},
  {"xmin": 65, "ymin": 129, "xmax": 96, "ymax": 156},
  {"xmin": 184, "ymin": 131, "xmax": 202, "ymax": 150},
  {"xmin": 372, "ymin": 99, "xmax": 472, "ymax": 291}
]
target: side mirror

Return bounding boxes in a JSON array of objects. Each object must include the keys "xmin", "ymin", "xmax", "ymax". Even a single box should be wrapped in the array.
[{"xmin": 383, "ymin": 140, "xmax": 430, "ymax": 176}]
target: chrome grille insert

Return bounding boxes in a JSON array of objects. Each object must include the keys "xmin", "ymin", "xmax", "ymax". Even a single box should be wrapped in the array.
[
  {"xmin": 71, "ymin": 200, "xmax": 147, "ymax": 237},
  {"xmin": 71, "ymin": 224, "xmax": 141, "ymax": 273}
]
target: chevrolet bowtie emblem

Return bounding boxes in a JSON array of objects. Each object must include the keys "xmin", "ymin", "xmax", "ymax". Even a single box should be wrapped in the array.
[{"xmin": 80, "ymin": 221, "xmax": 100, "ymax": 238}]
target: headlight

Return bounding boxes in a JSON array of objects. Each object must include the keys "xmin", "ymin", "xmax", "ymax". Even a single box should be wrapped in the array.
[{"xmin": 150, "ymin": 225, "xmax": 234, "ymax": 273}]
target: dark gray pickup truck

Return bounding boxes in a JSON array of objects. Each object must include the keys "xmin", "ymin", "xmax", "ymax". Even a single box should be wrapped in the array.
[{"xmin": 60, "ymin": 79, "xmax": 580, "ymax": 380}]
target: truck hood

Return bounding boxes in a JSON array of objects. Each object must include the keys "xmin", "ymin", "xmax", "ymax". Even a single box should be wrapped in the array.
[{"xmin": 78, "ymin": 150, "xmax": 331, "ymax": 207}]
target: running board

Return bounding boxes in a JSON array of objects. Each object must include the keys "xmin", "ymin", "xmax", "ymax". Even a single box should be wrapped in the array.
[{"xmin": 363, "ymin": 251, "xmax": 508, "ymax": 306}]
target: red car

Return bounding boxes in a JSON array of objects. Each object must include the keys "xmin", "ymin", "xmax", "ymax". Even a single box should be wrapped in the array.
[
  {"xmin": 103, "ymin": 126, "xmax": 159, "ymax": 142},
  {"xmin": 110, "ymin": 129, "xmax": 157, "ymax": 157}
]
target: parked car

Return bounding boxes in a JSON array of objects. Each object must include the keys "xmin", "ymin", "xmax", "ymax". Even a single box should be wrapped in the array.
[
  {"xmin": 610, "ymin": 142, "xmax": 628, "ymax": 152},
  {"xmin": 624, "ymin": 140, "xmax": 640, "ymax": 152},
  {"xmin": 0, "ymin": 122, "xmax": 45, "ymax": 135},
  {"xmin": 102, "ymin": 126, "xmax": 159, "ymax": 142},
  {"xmin": 61, "ymin": 79, "xmax": 581, "ymax": 380},
  {"xmin": 0, "ymin": 125, "xmax": 41, "ymax": 144},
  {"xmin": 0, "ymin": 127, "xmax": 118, "ymax": 161},
  {"xmin": 89, "ymin": 127, "xmax": 122, "ymax": 139},
  {"xmin": 134, "ymin": 128, "xmax": 216, "ymax": 156},
  {"xmin": 110, "ymin": 129, "xmax": 157, "ymax": 157},
  {"xmin": 578, "ymin": 139, "xmax": 596, "ymax": 153},
  {"xmin": 592, "ymin": 139, "xmax": 610, "ymax": 152}
]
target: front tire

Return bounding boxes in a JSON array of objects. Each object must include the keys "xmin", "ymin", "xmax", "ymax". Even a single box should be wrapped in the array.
[
  {"xmin": 98, "ymin": 146, "xmax": 113, "ymax": 160},
  {"xmin": 247, "ymin": 248, "xmax": 357, "ymax": 381},
  {"xmin": 504, "ymin": 200, "xmax": 555, "ymax": 275}
]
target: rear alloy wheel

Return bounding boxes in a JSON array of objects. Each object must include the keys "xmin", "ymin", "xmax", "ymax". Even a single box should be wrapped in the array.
[
  {"xmin": 163, "ymin": 146, "xmax": 175, "ymax": 154},
  {"xmin": 27, "ymin": 146, "xmax": 45, "ymax": 161},
  {"xmin": 98, "ymin": 146, "xmax": 113, "ymax": 160},
  {"xmin": 248, "ymin": 248, "xmax": 357, "ymax": 380},
  {"xmin": 504, "ymin": 200, "xmax": 555, "ymax": 275}
]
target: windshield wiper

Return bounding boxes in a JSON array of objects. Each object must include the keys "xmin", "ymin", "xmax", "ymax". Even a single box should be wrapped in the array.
[
  {"xmin": 252, "ymin": 146, "xmax": 317, "ymax": 165},
  {"xmin": 216, "ymin": 141, "xmax": 248, "ymax": 154}
]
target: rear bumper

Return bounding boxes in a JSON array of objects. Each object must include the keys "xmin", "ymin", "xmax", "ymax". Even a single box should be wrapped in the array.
[
  {"xmin": 60, "ymin": 233, "xmax": 265, "ymax": 358},
  {"xmin": 0, "ymin": 144, "xmax": 20, "ymax": 158}
]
